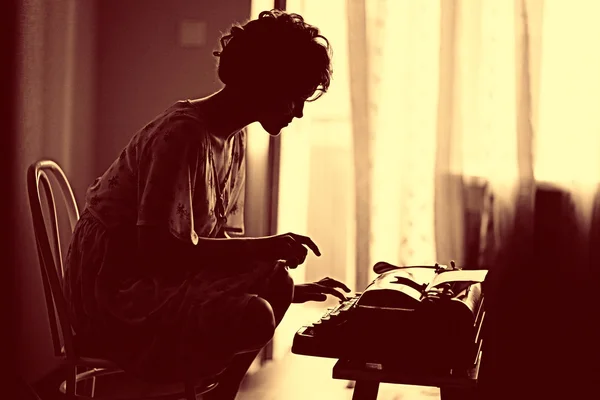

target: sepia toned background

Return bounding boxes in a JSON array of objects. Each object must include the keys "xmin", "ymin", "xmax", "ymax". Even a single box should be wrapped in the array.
[{"xmin": 9, "ymin": 0, "xmax": 599, "ymax": 399}]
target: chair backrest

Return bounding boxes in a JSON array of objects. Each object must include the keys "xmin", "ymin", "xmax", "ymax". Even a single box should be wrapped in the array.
[{"xmin": 27, "ymin": 160, "xmax": 80, "ymax": 360}]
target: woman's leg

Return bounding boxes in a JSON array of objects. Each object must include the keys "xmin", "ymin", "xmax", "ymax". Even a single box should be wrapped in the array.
[{"xmin": 203, "ymin": 265, "xmax": 294, "ymax": 399}]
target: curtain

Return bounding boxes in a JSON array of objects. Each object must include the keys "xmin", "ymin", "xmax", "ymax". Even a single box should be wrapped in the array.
[
  {"xmin": 344, "ymin": 0, "xmax": 599, "ymax": 396},
  {"xmin": 276, "ymin": 1, "xmax": 599, "ymax": 393},
  {"xmin": 348, "ymin": 0, "xmax": 539, "ymax": 276}
]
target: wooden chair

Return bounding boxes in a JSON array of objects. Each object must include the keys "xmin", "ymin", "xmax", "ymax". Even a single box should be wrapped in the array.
[{"xmin": 27, "ymin": 159, "xmax": 218, "ymax": 399}]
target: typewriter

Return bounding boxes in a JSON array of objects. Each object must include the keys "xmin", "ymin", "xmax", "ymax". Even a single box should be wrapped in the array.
[{"xmin": 292, "ymin": 261, "xmax": 488, "ymax": 370}]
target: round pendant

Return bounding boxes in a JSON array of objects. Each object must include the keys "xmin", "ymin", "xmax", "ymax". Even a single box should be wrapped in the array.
[{"xmin": 216, "ymin": 206, "xmax": 227, "ymax": 225}]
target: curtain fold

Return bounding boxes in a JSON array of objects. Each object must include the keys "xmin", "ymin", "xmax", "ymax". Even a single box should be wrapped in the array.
[
  {"xmin": 346, "ymin": 0, "xmax": 373, "ymax": 291},
  {"xmin": 434, "ymin": 0, "xmax": 464, "ymax": 265}
]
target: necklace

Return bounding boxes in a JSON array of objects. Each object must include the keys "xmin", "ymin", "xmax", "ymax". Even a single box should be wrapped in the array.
[{"xmin": 209, "ymin": 142, "xmax": 235, "ymax": 225}]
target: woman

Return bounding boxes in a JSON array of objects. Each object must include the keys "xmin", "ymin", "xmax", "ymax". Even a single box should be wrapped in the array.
[{"xmin": 64, "ymin": 9, "xmax": 350, "ymax": 399}]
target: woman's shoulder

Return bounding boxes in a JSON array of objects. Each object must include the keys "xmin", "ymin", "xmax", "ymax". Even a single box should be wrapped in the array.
[
  {"xmin": 140, "ymin": 101, "xmax": 210, "ymax": 149},
  {"xmin": 164, "ymin": 100, "xmax": 209, "ymax": 132}
]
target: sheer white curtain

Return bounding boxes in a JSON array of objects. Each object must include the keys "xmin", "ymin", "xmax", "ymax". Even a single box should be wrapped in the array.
[
  {"xmin": 270, "ymin": 0, "xmax": 600, "ymax": 361},
  {"xmin": 277, "ymin": 0, "xmax": 355, "ymax": 289},
  {"xmin": 366, "ymin": 0, "xmax": 440, "ymax": 272},
  {"xmin": 362, "ymin": 0, "xmax": 532, "ymax": 273},
  {"xmin": 280, "ymin": 0, "xmax": 600, "ymax": 278},
  {"xmin": 535, "ymin": 0, "xmax": 600, "ymax": 207}
]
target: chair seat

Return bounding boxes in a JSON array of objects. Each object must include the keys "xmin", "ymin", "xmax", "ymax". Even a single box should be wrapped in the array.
[
  {"xmin": 67, "ymin": 350, "xmax": 221, "ymax": 389},
  {"xmin": 65, "ymin": 335, "xmax": 222, "ymax": 388},
  {"xmin": 59, "ymin": 354, "xmax": 221, "ymax": 398},
  {"xmin": 59, "ymin": 336, "xmax": 122, "ymax": 370},
  {"xmin": 72, "ymin": 356, "xmax": 121, "ymax": 370}
]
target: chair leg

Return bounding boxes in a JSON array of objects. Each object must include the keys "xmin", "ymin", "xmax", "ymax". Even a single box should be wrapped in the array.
[
  {"xmin": 79, "ymin": 366, "xmax": 95, "ymax": 397},
  {"xmin": 90, "ymin": 375, "xmax": 97, "ymax": 398},
  {"xmin": 65, "ymin": 365, "xmax": 77, "ymax": 399}
]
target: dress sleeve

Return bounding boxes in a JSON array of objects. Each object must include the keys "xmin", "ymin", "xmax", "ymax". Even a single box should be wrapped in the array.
[{"xmin": 136, "ymin": 118, "xmax": 204, "ymax": 244}]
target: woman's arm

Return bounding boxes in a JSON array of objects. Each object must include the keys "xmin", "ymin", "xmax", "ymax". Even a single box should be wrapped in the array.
[
  {"xmin": 137, "ymin": 226, "xmax": 265, "ymax": 272},
  {"xmin": 138, "ymin": 227, "xmax": 319, "ymax": 274}
]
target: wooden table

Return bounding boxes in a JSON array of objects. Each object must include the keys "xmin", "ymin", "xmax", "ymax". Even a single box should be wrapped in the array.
[{"xmin": 332, "ymin": 351, "xmax": 482, "ymax": 400}]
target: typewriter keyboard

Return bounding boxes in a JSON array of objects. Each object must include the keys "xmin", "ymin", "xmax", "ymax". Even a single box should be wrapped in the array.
[{"xmin": 304, "ymin": 293, "xmax": 361, "ymax": 335}]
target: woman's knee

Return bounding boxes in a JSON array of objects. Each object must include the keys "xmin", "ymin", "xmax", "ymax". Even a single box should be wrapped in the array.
[
  {"xmin": 272, "ymin": 264, "xmax": 294, "ymax": 296},
  {"xmin": 264, "ymin": 265, "xmax": 294, "ymax": 321},
  {"xmin": 239, "ymin": 296, "xmax": 276, "ymax": 352}
]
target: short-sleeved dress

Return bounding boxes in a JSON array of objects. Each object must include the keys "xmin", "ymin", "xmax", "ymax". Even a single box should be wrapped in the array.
[{"xmin": 64, "ymin": 100, "xmax": 277, "ymax": 383}]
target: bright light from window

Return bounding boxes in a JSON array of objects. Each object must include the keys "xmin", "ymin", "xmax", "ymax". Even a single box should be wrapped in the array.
[
  {"xmin": 535, "ymin": 0, "xmax": 600, "ymax": 190},
  {"xmin": 369, "ymin": 0, "xmax": 439, "ymax": 268}
]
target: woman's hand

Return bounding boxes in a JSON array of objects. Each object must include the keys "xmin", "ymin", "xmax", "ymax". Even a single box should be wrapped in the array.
[
  {"xmin": 255, "ymin": 232, "xmax": 321, "ymax": 268},
  {"xmin": 292, "ymin": 277, "xmax": 351, "ymax": 303}
]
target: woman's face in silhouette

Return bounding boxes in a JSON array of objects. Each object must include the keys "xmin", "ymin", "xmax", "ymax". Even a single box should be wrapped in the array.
[{"xmin": 257, "ymin": 88, "xmax": 310, "ymax": 136}]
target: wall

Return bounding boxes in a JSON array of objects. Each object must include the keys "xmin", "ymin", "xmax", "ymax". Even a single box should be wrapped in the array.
[
  {"xmin": 95, "ymin": 0, "xmax": 252, "ymax": 174},
  {"xmin": 15, "ymin": 0, "xmax": 97, "ymax": 383},
  {"xmin": 3, "ymin": 0, "xmax": 19, "ymax": 383}
]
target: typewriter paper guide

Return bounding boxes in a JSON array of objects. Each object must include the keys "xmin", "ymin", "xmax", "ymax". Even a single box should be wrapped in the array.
[
  {"xmin": 356, "ymin": 267, "xmax": 488, "ymax": 310},
  {"xmin": 429, "ymin": 269, "xmax": 488, "ymax": 289}
]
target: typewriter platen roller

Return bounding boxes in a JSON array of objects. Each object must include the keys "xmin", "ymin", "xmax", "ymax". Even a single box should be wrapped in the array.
[{"xmin": 292, "ymin": 263, "xmax": 487, "ymax": 370}]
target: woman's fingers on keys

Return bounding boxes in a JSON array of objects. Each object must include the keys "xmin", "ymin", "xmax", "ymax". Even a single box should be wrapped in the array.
[
  {"xmin": 319, "ymin": 277, "xmax": 351, "ymax": 292},
  {"xmin": 318, "ymin": 284, "xmax": 347, "ymax": 301}
]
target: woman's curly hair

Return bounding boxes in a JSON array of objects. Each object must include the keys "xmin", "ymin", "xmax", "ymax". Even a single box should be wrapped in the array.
[{"xmin": 213, "ymin": 9, "xmax": 332, "ymax": 102}]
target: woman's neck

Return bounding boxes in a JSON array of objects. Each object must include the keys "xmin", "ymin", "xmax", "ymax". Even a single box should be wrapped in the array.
[{"xmin": 189, "ymin": 87, "xmax": 257, "ymax": 142}]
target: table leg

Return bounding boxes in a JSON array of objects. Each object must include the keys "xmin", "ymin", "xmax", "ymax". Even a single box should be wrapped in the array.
[
  {"xmin": 352, "ymin": 381, "xmax": 380, "ymax": 400},
  {"xmin": 440, "ymin": 386, "xmax": 477, "ymax": 400}
]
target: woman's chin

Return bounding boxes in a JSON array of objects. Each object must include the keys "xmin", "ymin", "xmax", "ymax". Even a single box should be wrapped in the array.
[
  {"xmin": 261, "ymin": 122, "xmax": 285, "ymax": 136},
  {"xmin": 266, "ymin": 126, "xmax": 280, "ymax": 135}
]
